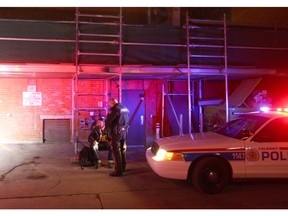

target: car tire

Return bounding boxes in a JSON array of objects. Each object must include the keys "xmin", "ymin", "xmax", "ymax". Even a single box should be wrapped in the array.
[{"xmin": 191, "ymin": 157, "xmax": 231, "ymax": 194}]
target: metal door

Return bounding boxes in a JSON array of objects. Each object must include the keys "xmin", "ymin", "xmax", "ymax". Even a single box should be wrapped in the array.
[
  {"xmin": 43, "ymin": 119, "xmax": 70, "ymax": 143},
  {"xmin": 122, "ymin": 90, "xmax": 145, "ymax": 146}
]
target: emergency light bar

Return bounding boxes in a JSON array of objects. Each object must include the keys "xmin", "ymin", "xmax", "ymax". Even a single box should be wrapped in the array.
[
  {"xmin": 260, "ymin": 106, "xmax": 270, "ymax": 112},
  {"xmin": 276, "ymin": 108, "xmax": 288, "ymax": 112},
  {"xmin": 260, "ymin": 106, "xmax": 288, "ymax": 112},
  {"xmin": 232, "ymin": 107, "xmax": 288, "ymax": 116}
]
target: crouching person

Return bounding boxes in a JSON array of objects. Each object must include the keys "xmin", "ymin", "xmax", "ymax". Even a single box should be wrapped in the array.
[{"xmin": 88, "ymin": 117, "xmax": 114, "ymax": 168}]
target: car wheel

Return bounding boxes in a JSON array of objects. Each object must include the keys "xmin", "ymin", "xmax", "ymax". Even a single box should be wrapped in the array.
[{"xmin": 191, "ymin": 157, "xmax": 231, "ymax": 194}]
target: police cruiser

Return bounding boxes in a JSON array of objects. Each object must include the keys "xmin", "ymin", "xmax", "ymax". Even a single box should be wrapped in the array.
[{"xmin": 146, "ymin": 108, "xmax": 288, "ymax": 194}]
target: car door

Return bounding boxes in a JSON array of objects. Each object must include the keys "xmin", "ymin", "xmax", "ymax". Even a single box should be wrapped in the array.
[{"xmin": 245, "ymin": 117, "xmax": 288, "ymax": 178}]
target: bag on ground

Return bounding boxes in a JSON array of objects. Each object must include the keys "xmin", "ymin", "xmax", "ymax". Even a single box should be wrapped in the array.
[{"xmin": 78, "ymin": 146, "xmax": 97, "ymax": 169}]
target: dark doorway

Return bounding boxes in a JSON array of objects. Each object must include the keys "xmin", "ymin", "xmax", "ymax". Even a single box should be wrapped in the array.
[
  {"xmin": 122, "ymin": 90, "xmax": 145, "ymax": 146},
  {"xmin": 43, "ymin": 119, "xmax": 70, "ymax": 143}
]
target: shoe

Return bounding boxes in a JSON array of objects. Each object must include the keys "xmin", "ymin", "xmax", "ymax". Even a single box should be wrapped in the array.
[
  {"xmin": 109, "ymin": 171, "xmax": 122, "ymax": 177},
  {"xmin": 98, "ymin": 160, "xmax": 102, "ymax": 168},
  {"xmin": 94, "ymin": 163, "xmax": 98, "ymax": 169}
]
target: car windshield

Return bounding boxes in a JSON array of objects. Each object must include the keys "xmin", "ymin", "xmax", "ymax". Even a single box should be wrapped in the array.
[{"xmin": 214, "ymin": 115, "xmax": 269, "ymax": 140}]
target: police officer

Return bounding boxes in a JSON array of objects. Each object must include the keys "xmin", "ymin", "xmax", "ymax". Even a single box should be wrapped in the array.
[{"xmin": 105, "ymin": 98, "xmax": 130, "ymax": 177}]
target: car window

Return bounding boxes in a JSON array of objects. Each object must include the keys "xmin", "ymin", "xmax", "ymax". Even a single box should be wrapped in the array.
[
  {"xmin": 252, "ymin": 117, "xmax": 288, "ymax": 142},
  {"xmin": 215, "ymin": 115, "xmax": 268, "ymax": 140}
]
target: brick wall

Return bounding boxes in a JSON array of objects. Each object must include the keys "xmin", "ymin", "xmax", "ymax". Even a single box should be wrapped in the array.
[
  {"xmin": 0, "ymin": 77, "xmax": 225, "ymax": 145},
  {"xmin": 0, "ymin": 78, "xmax": 72, "ymax": 144}
]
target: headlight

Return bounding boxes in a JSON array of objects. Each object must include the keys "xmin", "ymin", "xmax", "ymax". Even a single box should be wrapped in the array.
[{"xmin": 153, "ymin": 148, "xmax": 184, "ymax": 161}]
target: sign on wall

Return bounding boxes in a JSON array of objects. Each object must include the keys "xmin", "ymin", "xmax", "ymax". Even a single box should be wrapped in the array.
[{"xmin": 23, "ymin": 92, "xmax": 42, "ymax": 106}]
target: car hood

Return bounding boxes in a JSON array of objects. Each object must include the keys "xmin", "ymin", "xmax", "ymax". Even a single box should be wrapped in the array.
[{"xmin": 155, "ymin": 132, "xmax": 243, "ymax": 151}]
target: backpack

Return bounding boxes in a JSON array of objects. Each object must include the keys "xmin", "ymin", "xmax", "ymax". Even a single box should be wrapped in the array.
[{"xmin": 78, "ymin": 147, "xmax": 97, "ymax": 169}]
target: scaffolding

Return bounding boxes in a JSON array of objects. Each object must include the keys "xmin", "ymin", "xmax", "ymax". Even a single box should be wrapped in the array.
[
  {"xmin": 161, "ymin": 12, "xmax": 228, "ymax": 138},
  {"xmin": 73, "ymin": 8, "xmax": 123, "ymax": 155},
  {"xmin": 186, "ymin": 13, "xmax": 229, "ymax": 133}
]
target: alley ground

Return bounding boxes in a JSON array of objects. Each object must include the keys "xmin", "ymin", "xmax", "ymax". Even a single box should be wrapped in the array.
[{"xmin": 0, "ymin": 142, "xmax": 288, "ymax": 210}]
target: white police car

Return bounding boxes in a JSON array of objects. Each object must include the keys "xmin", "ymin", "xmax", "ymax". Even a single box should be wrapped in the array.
[{"xmin": 146, "ymin": 109, "xmax": 288, "ymax": 194}]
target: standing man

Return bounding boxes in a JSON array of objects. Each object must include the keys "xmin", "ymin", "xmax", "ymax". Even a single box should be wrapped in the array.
[{"xmin": 105, "ymin": 98, "xmax": 130, "ymax": 177}]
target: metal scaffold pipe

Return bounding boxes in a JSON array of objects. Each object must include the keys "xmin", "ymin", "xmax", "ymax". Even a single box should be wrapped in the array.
[
  {"xmin": 186, "ymin": 10, "xmax": 194, "ymax": 140},
  {"xmin": 224, "ymin": 13, "xmax": 229, "ymax": 123},
  {"xmin": 118, "ymin": 7, "xmax": 123, "ymax": 103}
]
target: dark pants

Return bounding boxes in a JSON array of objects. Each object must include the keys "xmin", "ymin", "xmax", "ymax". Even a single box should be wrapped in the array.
[
  {"xmin": 92, "ymin": 142, "xmax": 113, "ymax": 163},
  {"xmin": 111, "ymin": 130, "xmax": 127, "ymax": 174},
  {"xmin": 99, "ymin": 142, "xmax": 113, "ymax": 161}
]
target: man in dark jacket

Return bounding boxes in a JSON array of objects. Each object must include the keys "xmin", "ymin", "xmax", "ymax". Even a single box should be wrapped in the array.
[
  {"xmin": 88, "ymin": 117, "xmax": 114, "ymax": 168},
  {"xmin": 105, "ymin": 98, "xmax": 130, "ymax": 177}
]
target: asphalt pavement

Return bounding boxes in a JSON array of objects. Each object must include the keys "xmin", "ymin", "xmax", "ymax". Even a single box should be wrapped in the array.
[{"xmin": 0, "ymin": 142, "xmax": 288, "ymax": 211}]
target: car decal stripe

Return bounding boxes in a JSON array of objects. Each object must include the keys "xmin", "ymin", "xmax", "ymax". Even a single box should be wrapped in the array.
[
  {"xmin": 169, "ymin": 147, "xmax": 245, "ymax": 153},
  {"xmin": 184, "ymin": 152, "xmax": 246, "ymax": 161}
]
